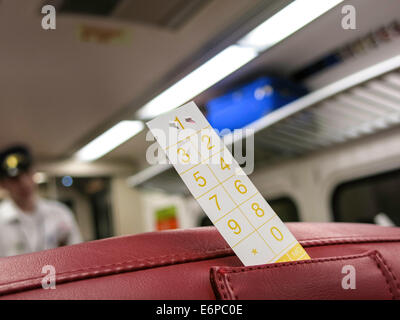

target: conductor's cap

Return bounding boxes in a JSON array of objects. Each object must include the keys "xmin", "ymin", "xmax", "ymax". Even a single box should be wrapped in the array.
[{"xmin": 0, "ymin": 145, "xmax": 33, "ymax": 179}]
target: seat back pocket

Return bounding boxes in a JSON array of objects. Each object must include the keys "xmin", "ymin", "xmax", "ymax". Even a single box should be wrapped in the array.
[{"xmin": 210, "ymin": 251, "xmax": 400, "ymax": 300}]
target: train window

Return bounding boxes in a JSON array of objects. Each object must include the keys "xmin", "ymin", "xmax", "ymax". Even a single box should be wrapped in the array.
[
  {"xmin": 332, "ymin": 168, "xmax": 400, "ymax": 226},
  {"xmin": 267, "ymin": 196, "xmax": 300, "ymax": 222}
]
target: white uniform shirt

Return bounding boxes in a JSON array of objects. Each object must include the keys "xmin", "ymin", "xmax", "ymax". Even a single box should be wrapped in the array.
[{"xmin": 0, "ymin": 198, "xmax": 82, "ymax": 257}]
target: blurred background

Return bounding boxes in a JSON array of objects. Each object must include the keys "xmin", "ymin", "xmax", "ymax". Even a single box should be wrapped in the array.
[{"xmin": 0, "ymin": 0, "xmax": 399, "ymax": 245}]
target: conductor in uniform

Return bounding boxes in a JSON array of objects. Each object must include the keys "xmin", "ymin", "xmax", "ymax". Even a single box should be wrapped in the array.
[{"xmin": 0, "ymin": 145, "xmax": 82, "ymax": 257}]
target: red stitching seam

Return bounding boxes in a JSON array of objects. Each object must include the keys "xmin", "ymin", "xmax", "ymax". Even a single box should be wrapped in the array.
[
  {"xmin": 371, "ymin": 252, "xmax": 400, "ymax": 300},
  {"xmin": 370, "ymin": 253, "xmax": 395, "ymax": 300},
  {"xmin": 214, "ymin": 251, "xmax": 396, "ymax": 300},
  {"xmin": 0, "ymin": 246, "xmax": 232, "ymax": 296},
  {"xmin": 384, "ymin": 256, "xmax": 400, "ymax": 294},
  {"xmin": 218, "ymin": 273, "xmax": 228, "ymax": 300},
  {"xmin": 210, "ymin": 268, "xmax": 231, "ymax": 300},
  {"xmin": 226, "ymin": 274, "xmax": 238, "ymax": 300},
  {"xmin": 218, "ymin": 252, "xmax": 381, "ymax": 274},
  {"xmin": 297, "ymin": 235, "xmax": 400, "ymax": 242},
  {"xmin": 300, "ymin": 237, "xmax": 400, "ymax": 247}
]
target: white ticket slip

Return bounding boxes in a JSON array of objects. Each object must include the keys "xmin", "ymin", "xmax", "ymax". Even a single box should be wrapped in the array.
[{"xmin": 146, "ymin": 101, "xmax": 310, "ymax": 266}]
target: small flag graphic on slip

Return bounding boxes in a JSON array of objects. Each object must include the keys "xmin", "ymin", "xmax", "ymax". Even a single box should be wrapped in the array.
[{"xmin": 185, "ymin": 117, "xmax": 196, "ymax": 124}]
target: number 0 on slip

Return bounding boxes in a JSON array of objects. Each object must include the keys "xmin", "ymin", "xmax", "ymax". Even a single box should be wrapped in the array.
[{"xmin": 146, "ymin": 101, "xmax": 310, "ymax": 266}]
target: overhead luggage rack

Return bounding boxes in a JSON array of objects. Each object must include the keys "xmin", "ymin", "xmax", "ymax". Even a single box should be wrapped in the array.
[{"xmin": 128, "ymin": 56, "xmax": 400, "ymax": 193}]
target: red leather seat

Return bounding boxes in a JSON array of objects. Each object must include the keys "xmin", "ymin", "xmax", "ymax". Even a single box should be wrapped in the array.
[{"xmin": 0, "ymin": 222, "xmax": 399, "ymax": 300}]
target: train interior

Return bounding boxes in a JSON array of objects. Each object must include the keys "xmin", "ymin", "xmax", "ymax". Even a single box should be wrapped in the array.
[{"xmin": 0, "ymin": 0, "xmax": 399, "ymax": 257}]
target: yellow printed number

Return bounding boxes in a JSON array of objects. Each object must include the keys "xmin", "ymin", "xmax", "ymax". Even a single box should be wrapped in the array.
[
  {"xmin": 174, "ymin": 116, "xmax": 184, "ymax": 129},
  {"xmin": 228, "ymin": 219, "xmax": 241, "ymax": 234},
  {"xmin": 193, "ymin": 171, "xmax": 206, "ymax": 187},
  {"xmin": 201, "ymin": 135, "xmax": 215, "ymax": 150},
  {"xmin": 251, "ymin": 202, "xmax": 264, "ymax": 217},
  {"xmin": 234, "ymin": 180, "xmax": 247, "ymax": 194},
  {"xmin": 177, "ymin": 148, "xmax": 190, "ymax": 163},
  {"xmin": 271, "ymin": 227, "xmax": 284, "ymax": 241},
  {"xmin": 220, "ymin": 157, "xmax": 230, "ymax": 170},
  {"xmin": 209, "ymin": 194, "xmax": 220, "ymax": 210}
]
